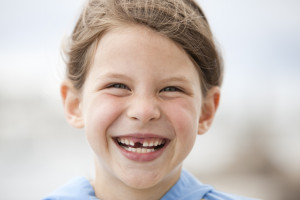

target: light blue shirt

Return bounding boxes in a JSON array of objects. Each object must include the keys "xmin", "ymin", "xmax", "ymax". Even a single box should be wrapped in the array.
[{"xmin": 42, "ymin": 169, "xmax": 258, "ymax": 200}]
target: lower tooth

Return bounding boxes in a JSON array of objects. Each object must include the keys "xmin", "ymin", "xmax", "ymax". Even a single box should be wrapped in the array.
[
  {"xmin": 124, "ymin": 147, "xmax": 156, "ymax": 153},
  {"xmin": 129, "ymin": 147, "xmax": 136, "ymax": 152},
  {"xmin": 146, "ymin": 149, "xmax": 153, "ymax": 153}
]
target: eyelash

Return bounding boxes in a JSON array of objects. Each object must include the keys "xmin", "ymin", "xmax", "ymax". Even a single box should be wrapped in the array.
[
  {"xmin": 106, "ymin": 84, "xmax": 183, "ymax": 93},
  {"xmin": 107, "ymin": 83, "xmax": 130, "ymax": 90},
  {"xmin": 160, "ymin": 86, "xmax": 183, "ymax": 92}
]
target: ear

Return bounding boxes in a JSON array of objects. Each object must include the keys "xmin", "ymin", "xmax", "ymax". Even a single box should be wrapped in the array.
[
  {"xmin": 198, "ymin": 87, "xmax": 220, "ymax": 135},
  {"xmin": 60, "ymin": 80, "xmax": 84, "ymax": 129}
]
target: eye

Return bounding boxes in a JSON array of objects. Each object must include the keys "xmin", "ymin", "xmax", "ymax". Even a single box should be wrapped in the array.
[
  {"xmin": 107, "ymin": 83, "xmax": 130, "ymax": 90},
  {"xmin": 160, "ymin": 86, "xmax": 183, "ymax": 92}
]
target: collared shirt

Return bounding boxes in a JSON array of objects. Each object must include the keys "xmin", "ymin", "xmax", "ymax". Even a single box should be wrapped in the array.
[{"xmin": 42, "ymin": 169, "xmax": 258, "ymax": 200}]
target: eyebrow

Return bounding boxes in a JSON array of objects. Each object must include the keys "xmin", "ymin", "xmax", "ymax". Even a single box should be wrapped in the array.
[
  {"xmin": 96, "ymin": 72, "xmax": 133, "ymax": 81},
  {"xmin": 160, "ymin": 76, "xmax": 193, "ymax": 84},
  {"xmin": 96, "ymin": 72, "xmax": 193, "ymax": 85}
]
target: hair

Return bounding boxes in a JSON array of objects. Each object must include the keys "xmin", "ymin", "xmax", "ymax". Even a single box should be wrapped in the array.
[{"xmin": 63, "ymin": 0, "xmax": 223, "ymax": 96}]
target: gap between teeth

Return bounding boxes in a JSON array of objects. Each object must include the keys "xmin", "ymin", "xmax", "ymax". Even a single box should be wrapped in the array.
[{"xmin": 117, "ymin": 138, "xmax": 164, "ymax": 147}]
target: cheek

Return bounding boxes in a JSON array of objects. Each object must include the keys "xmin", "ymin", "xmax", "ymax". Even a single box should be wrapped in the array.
[
  {"xmin": 163, "ymin": 98, "xmax": 200, "ymax": 161},
  {"xmin": 83, "ymin": 96, "xmax": 123, "ymax": 150},
  {"xmin": 164, "ymin": 98, "xmax": 200, "ymax": 138}
]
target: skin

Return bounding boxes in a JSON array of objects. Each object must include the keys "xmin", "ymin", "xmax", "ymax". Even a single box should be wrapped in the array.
[{"xmin": 61, "ymin": 24, "xmax": 220, "ymax": 200}]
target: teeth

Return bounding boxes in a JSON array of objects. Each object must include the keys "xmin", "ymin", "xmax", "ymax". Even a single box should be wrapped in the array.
[
  {"xmin": 117, "ymin": 137, "xmax": 166, "ymax": 154},
  {"xmin": 147, "ymin": 149, "xmax": 154, "ymax": 153},
  {"xmin": 128, "ymin": 147, "xmax": 136, "ymax": 152},
  {"xmin": 149, "ymin": 141, "xmax": 154, "ymax": 147},
  {"xmin": 129, "ymin": 140, "xmax": 134, "ymax": 146},
  {"xmin": 124, "ymin": 147, "xmax": 155, "ymax": 153},
  {"xmin": 118, "ymin": 138, "xmax": 165, "ymax": 148},
  {"xmin": 142, "ymin": 148, "xmax": 147, "ymax": 153},
  {"xmin": 143, "ymin": 141, "xmax": 149, "ymax": 147}
]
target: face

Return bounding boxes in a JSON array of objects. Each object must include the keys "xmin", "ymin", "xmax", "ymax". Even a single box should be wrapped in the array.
[{"xmin": 74, "ymin": 25, "xmax": 205, "ymax": 191}]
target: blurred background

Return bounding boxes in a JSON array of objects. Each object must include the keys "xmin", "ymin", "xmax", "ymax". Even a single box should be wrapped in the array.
[{"xmin": 0, "ymin": 0, "xmax": 299, "ymax": 199}]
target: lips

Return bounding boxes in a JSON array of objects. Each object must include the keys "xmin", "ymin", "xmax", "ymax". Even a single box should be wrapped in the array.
[{"xmin": 113, "ymin": 134, "xmax": 169, "ymax": 162}]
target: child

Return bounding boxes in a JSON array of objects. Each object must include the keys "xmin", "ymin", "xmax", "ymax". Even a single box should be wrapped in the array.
[{"xmin": 43, "ymin": 0, "xmax": 257, "ymax": 199}]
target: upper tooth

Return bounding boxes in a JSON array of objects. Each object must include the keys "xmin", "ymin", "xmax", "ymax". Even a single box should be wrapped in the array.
[
  {"xmin": 129, "ymin": 140, "xmax": 134, "ymax": 146},
  {"xmin": 149, "ymin": 141, "xmax": 154, "ymax": 147},
  {"xmin": 145, "ymin": 139, "xmax": 164, "ymax": 147},
  {"xmin": 143, "ymin": 141, "xmax": 149, "ymax": 147},
  {"xmin": 118, "ymin": 138, "xmax": 165, "ymax": 147},
  {"xmin": 158, "ymin": 139, "xmax": 163, "ymax": 145}
]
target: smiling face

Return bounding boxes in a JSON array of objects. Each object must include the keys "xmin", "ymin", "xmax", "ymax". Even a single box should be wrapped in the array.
[{"xmin": 61, "ymin": 24, "xmax": 219, "ymax": 199}]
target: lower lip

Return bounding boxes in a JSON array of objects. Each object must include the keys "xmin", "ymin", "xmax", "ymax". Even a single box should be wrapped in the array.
[{"xmin": 115, "ymin": 141, "xmax": 168, "ymax": 162}]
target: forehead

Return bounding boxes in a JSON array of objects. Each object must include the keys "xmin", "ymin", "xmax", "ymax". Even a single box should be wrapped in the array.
[
  {"xmin": 98, "ymin": 26, "xmax": 192, "ymax": 63},
  {"xmin": 88, "ymin": 24, "xmax": 200, "ymax": 85},
  {"xmin": 99, "ymin": 25, "xmax": 187, "ymax": 57}
]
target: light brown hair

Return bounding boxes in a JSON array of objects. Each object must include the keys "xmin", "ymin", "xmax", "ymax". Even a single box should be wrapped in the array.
[{"xmin": 63, "ymin": 0, "xmax": 223, "ymax": 95}]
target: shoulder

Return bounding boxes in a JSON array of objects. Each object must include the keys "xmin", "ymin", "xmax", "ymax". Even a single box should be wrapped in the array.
[
  {"xmin": 162, "ymin": 169, "xmax": 260, "ymax": 200},
  {"xmin": 203, "ymin": 191, "xmax": 259, "ymax": 200},
  {"xmin": 42, "ymin": 177, "xmax": 98, "ymax": 200}
]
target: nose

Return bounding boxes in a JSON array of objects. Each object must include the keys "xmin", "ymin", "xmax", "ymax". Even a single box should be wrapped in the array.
[{"xmin": 126, "ymin": 95, "xmax": 161, "ymax": 122}]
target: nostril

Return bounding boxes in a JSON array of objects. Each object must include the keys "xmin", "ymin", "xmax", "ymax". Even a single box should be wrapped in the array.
[
  {"xmin": 129, "ymin": 113, "xmax": 160, "ymax": 122},
  {"xmin": 131, "ymin": 116, "xmax": 138, "ymax": 120},
  {"xmin": 150, "ymin": 116, "xmax": 158, "ymax": 121}
]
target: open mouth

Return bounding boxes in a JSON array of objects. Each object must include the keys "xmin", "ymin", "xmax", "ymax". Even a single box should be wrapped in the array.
[{"xmin": 114, "ymin": 137, "xmax": 168, "ymax": 154}]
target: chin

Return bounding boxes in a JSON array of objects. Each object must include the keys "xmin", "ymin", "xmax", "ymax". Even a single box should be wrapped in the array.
[{"xmin": 120, "ymin": 169, "xmax": 163, "ymax": 189}]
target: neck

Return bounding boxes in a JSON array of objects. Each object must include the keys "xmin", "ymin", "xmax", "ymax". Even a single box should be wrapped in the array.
[{"xmin": 92, "ymin": 161, "xmax": 181, "ymax": 200}]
